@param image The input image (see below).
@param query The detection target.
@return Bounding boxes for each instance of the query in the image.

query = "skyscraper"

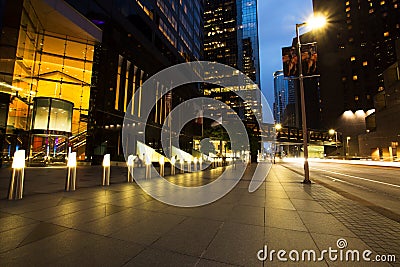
[203,0,261,160]
[313,0,399,155]
[273,70,288,124]
[204,0,261,121]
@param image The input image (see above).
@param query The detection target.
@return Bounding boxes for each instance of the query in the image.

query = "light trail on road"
[313,168,400,188]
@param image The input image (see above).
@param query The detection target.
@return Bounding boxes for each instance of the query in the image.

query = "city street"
[0,163,399,266]
[280,159,400,221]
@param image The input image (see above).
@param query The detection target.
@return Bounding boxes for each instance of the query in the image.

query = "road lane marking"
[313,168,400,189]
[322,175,372,190]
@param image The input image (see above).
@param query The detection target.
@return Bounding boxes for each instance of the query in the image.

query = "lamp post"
[295,15,326,184]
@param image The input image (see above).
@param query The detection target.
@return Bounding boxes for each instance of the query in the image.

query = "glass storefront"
[3,0,96,164]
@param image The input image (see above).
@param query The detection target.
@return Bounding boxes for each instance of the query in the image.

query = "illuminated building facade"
[312,0,399,156]
[273,70,298,127]
[203,0,261,160]
[0,0,203,165]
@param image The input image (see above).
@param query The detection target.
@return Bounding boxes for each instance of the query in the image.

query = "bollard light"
[8,150,26,200]
[12,150,25,169]
[145,154,152,179]
[171,157,176,175]
[102,154,111,186]
[127,155,136,183]
[159,156,165,177]
[180,159,184,173]
[199,157,203,170]
[193,157,198,171]
[65,152,77,191]
[187,158,192,172]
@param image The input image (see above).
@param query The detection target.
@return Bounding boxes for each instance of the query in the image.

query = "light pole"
[296,15,326,184]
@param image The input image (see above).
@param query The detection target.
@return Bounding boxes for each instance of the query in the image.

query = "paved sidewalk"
[0,164,398,266]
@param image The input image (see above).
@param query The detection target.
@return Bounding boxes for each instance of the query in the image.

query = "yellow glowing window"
[384,31,390,37]
[346,7,351,12]
[369,8,374,13]
[351,56,356,61]
[380,1,385,5]
[395,4,398,8]
[355,96,359,101]
[363,61,368,66]
[346,1,350,5]
[353,75,358,81]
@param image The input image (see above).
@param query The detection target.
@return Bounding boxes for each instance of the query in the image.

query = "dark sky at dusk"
[258,0,313,109]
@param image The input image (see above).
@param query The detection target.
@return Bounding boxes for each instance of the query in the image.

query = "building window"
[369,8,374,13]
[367,94,371,100]
[355,95,359,101]
[363,61,368,66]
[342,76,347,82]
[351,56,356,61]
[346,7,351,12]
[384,31,390,37]
[380,0,385,5]
[115,55,123,110]
[353,75,358,80]
[346,1,350,5]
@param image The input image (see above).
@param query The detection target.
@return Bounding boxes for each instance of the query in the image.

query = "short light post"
[193,157,198,172]
[8,150,26,200]
[127,155,135,183]
[145,154,151,179]
[65,152,77,191]
[180,159,184,173]
[102,154,111,186]
[159,156,165,177]
[171,157,176,175]
[187,158,192,172]
[295,15,326,184]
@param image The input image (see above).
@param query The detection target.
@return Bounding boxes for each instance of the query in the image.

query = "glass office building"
[203,0,262,160]
[0,0,203,165]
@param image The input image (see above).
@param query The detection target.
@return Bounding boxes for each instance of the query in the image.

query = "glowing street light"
[296,14,327,184]
[307,15,327,30]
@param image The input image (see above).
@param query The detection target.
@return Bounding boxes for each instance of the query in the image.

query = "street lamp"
[296,15,326,184]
